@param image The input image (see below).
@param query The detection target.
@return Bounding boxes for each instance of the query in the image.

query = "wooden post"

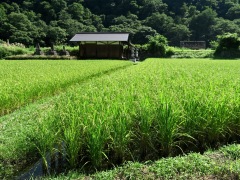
[127,41,130,59]
[79,42,81,59]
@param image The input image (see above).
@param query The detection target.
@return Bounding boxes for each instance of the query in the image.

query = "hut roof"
[70,32,130,42]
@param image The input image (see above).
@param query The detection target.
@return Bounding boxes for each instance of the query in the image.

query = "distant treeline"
[0,0,239,47]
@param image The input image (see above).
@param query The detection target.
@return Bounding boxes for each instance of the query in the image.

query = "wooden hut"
[70,32,131,59]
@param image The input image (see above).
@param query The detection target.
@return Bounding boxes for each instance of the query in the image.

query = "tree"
[5,12,37,45]
[189,8,217,42]
[144,13,174,35]
[167,24,191,46]
[0,5,7,40]
[0,0,239,47]
[108,13,142,37]
[216,0,235,18]
[9,31,33,45]
[36,1,57,23]
[132,26,157,44]
[46,25,67,45]
[67,2,85,21]
[226,5,240,20]
[0,4,7,21]
[32,20,47,45]
[212,18,240,37]
[51,0,67,14]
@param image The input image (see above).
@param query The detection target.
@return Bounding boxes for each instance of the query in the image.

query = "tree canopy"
[0,0,239,46]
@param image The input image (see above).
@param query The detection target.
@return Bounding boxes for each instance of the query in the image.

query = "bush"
[165,47,175,57]
[0,44,78,59]
[5,55,77,60]
[209,41,218,50]
[0,45,31,59]
[214,33,240,58]
[167,48,214,58]
[146,34,168,57]
[0,47,10,59]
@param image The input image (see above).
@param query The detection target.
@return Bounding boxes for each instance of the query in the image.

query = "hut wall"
[79,43,124,59]
[97,45,108,58]
[108,45,122,59]
[85,44,97,58]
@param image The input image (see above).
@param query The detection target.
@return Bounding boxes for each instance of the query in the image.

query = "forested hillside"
[0,0,239,46]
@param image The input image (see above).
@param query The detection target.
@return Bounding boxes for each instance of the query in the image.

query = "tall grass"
[33,112,59,174]
[1,58,239,177]
[0,45,32,59]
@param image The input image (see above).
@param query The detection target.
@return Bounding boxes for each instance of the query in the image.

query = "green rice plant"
[205,101,230,144]
[40,58,240,164]
[85,119,109,169]
[54,96,85,169]
[181,97,209,143]
[153,99,184,156]
[32,112,59,174]
[56,89,111,169]
[227,100,240,137]
[109,105,133,163]
[1,58,239,178]
[0,60,131,116]
[132,97,157,159]
[83,94,113,169]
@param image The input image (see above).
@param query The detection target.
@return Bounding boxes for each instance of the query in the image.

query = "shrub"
[0,47,10,59]
[214,33,240,58]
[170,49,214,58]
[5,55,76,60]
[165,47,175,57]
[209,40,218,50]
[0,43,31,59]
[147,34,168,57]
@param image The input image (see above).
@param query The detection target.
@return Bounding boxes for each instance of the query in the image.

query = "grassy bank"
[45,144,240,179]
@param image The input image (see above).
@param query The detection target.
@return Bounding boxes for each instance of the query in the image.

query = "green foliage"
[214,33,240,58]
[0,45,31,59]
[226,4,240,20]
[217,33,240,50]
[189,8,217,41]
[144,13,174,35]
[166,47,214,58]
[47,26,67,45]
[146,34,168,57]
[166,24,191,46]
[5,55,75,60]
[212,18,240,37]
[0,0,240,46]
[209,40,218,50]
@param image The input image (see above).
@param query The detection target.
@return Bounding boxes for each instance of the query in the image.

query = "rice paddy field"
[0,60,131,116]
[0,58,240,179]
